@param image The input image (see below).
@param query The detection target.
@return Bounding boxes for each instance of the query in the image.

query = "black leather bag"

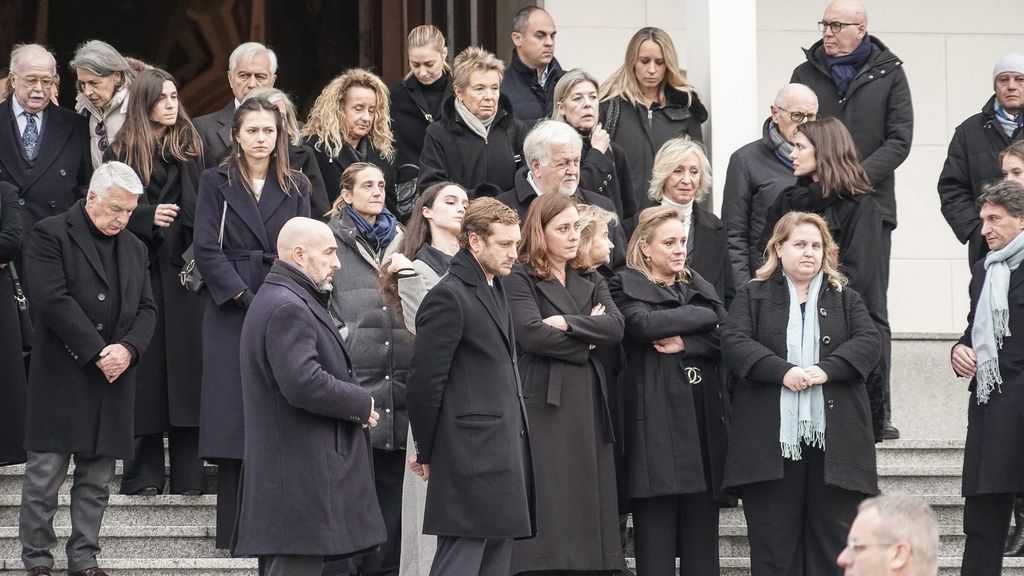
[9,263,32,354]
[394,164,421,221]
[179,201,226,293]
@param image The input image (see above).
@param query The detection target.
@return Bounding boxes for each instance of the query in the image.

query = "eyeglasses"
[94,121,108,152]
[845,538,895,554]
[818,20,861,33]
[776,106,816,123]
[17,75,56,88]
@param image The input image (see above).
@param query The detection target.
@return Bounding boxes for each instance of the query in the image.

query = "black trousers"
[866,224,893,421]
[431,536,512,576]
[121,428,204,494]
[214,457,242,550]
[740,446,865,576]
[962,493,1015,576]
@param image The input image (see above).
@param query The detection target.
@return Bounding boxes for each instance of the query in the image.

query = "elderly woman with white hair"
[71,39,136,168]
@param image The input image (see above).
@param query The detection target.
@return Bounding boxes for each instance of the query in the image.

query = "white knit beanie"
[993,53,1024,84]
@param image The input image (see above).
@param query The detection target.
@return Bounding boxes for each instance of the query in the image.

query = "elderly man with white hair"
[194,41,278,168]
[837,494,939,576]
[19,161,157,576]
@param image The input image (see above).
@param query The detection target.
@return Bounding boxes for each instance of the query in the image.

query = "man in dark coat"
[0,44,92,283]
[502,6,565,126]
[193,42,277,169]
[938,53,1024,268]
[18,161,156,576]
[408,197,533,576]
[234,217,385,575]
[790,0,913,439]
[950,180,1024,576]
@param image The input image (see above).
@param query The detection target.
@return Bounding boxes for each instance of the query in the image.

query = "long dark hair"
[796,117,872,199]
[226,97,298,196]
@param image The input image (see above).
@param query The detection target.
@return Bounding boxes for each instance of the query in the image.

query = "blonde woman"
[599,28,707,210]
[389,25,452,169]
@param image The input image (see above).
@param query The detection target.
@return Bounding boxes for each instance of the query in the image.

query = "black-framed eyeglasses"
[94,121,108,152]
[776,106,816,123]
[818,20,861,33]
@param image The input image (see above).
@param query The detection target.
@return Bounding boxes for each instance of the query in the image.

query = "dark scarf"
[825,37,872,98]
[345,204,398,250]
[272,260,330,309]
[768,122,794,169]
[415,242,453,277]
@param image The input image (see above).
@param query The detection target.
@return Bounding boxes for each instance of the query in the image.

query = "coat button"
[59,169,67,176]
[385,442,391,448]
[382,305,387,311]
[385,375,390,380]
[520,430,526,438]
[17,199,25,206]
[827,400,836,409]
[384,341,390,346]
[720,416,726,423]
[819,307,827,317]
[96,323,104,331]
[821,335,831,345]
[49,200,57,208]
[385,408,391,413]
[97,293,106,301]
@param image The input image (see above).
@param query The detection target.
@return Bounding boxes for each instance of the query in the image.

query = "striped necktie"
[23,113,39,160]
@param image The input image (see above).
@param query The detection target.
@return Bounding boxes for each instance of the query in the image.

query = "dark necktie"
[23,113,39,160]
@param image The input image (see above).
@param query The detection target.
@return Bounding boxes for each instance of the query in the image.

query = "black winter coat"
[600,86,707,211]
[194,101,233,170]
[501,51,566,127]
[389,74,453,169]
[688,205,735,307]
[937,95,1024,267]
[24,201,157,459]
[579,133,637,223]
[791,36,913,226]
[721,271,880,495]
[721,118,798,284]
[0,183,26,465]
[289,144,331,221]
[610,268,730,501]
[418,95,527,197]
[305,135,396,214]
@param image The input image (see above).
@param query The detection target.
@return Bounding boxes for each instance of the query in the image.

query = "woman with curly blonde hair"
[303,68,396,212]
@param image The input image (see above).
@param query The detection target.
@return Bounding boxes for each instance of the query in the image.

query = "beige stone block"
[878,33,946,147]
[950,261,973,335]
[945,35,1024,135]
[544,0,649,32]
[552,27,638,83]
[756,31,811,112]
[891,146,964,260]
[888,260,956,333]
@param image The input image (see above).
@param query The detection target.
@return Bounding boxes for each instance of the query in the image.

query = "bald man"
[791,0,912,441]
[234,217,385,575]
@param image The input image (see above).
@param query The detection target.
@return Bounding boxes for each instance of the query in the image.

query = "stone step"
[874,439,965,468]
[0,465,217,496]
[0,558,256,575]
[717,524,971,558]
[626,557,1024,576]
[877,465,962,495]
[0,495,215,527]
[720,494,968,526]
[0,526,227,560]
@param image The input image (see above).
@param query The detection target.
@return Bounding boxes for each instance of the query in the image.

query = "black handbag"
[179,201,226,293]
[394,164,421,221]
[9,263,32,354]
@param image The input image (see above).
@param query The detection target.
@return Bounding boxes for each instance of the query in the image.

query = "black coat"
[304,135,396,214]
[688,205,735,308]
[408,250,534,539]
[937,95,1023,267]
[389,74,453,169]
[501,51,565,127]
[505,264,624,572]
[721,272,880,495]
[289,143,331,222]
[24,201,157,459]
[610,268,730,501]
[194,164,311,459]
[579,134,637,223]
[234,269,386,556]
[959,262,1024,495]
[721,118,798,284]
[418,94,527,197]
[0,99,92,279]
[0,183,26,465]
[193,101,233,170]
[600,87,707,211]
[791,36,913,226]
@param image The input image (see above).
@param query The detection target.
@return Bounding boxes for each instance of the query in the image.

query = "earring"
[643,254,651,261]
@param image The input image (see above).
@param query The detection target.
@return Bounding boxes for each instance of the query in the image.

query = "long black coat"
[234,268,386,556]
[24,201,157,459]
[389,74,453,169]
[0,183,26,465]
[610,268,730,501]
[937,95,1024,267]
[0,98,92,278]
[304,135,396,215]
[193,101,233,170]
[418,94,527,197]
[688,205,735,308]
[289,144,330,221]
[721,271,880,495]
[505,264,624,572]
[408,250,534,539]
[580,134,637,223]
[791,36,913,226]
[959,262,1024,495]
[194,164,311,459]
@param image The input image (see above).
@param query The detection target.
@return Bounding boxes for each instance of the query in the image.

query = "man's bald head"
[825,0,868,24]
[277,217,340,291]
[821,0,868,57]
[772,83,819,143]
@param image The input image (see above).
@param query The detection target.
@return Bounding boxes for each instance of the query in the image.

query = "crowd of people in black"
[2,1,1024,575]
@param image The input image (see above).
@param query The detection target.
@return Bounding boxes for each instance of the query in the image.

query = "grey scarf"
[454,98,496,141]
[768,121,795,159]
[995,102,1023,140]
[972,229,1024,403]
[780,270,826,460]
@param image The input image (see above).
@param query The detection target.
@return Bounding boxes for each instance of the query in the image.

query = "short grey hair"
[773,82,818,109]
[90,161,144,200]
[978,179,1024,218]
[69,40,134,89]
[512,6,546,34]
[858,495,938,576]
[524,120,582,167]
[229,42,278,74]
[550,68,600,122]
[9,44,56,76]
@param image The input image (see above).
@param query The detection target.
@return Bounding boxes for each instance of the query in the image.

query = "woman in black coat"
[106,68,206,495]
[389,25,453,170]
[599,28,708,210]
[609,206,729,576]
[504,193,624,575]
[0,181,26,466]
[194,97,311,548]
[418,46,526,198]
[722,211,880,576]
[551,69,637,223]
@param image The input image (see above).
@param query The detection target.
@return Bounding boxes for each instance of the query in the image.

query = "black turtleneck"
[82,202,120,342]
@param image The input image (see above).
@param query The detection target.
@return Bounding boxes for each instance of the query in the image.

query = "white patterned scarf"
[780,270,826,460]
[972,229,1024,403]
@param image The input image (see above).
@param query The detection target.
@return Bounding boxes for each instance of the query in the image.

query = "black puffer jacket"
[501,51,565,127]
[791,36,913,226]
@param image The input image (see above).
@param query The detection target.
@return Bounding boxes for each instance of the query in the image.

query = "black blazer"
[193,101,234,170]
[408,249,534,539]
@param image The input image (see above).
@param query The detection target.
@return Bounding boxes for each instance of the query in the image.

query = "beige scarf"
[454,98,496,140]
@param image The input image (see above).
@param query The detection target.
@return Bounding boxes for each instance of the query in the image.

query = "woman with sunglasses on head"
[71,40,137,168]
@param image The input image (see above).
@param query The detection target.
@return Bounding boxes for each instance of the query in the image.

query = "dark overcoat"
[289,143,330,222]
[688,205,735,307]
[0,183,26,465]
[194,164,311,459]
[501,51,565,127]
[505,264,624,572]
[417,94,527,197]
[0,98,92,278]
[24,201,157,459]
[610,268,730,501]
[580,135,637,224]
[959,262,1024,495]
[408,250,534,538]
[721,271,880,496]
[389,74,453,169]
[304,135,396,214]
[233,268,386,556]
[193,101,233,170]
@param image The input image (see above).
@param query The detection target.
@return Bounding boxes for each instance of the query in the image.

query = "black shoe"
[26,567,52,576]
[179,488,203,496]
[126,485,160,496]
[1005,495,1024,556]
[879,421,900,440]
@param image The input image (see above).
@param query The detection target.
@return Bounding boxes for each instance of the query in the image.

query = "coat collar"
[0,99,76,190]
[449,249,514,347]
[66,199,136,305]
[439,93,515,130]
[508,49,563,86]
[617,266,722,308]
[215,163,289,251]
[263,269,352,359]
[802,35,902,80]
[330,207,403,268]
[212,101,235,151]
[525,264,594,316]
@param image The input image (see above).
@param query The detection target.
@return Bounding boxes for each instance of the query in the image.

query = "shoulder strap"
[404,84,434,123]
[604,99,621,140]
[218,201,227,248]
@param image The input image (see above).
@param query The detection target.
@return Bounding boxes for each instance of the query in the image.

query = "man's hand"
[653,335,685,354]
[364,397,380,428]
[952,343,978,378]
[153,203,180,228]
[783,366,811,391]
[804,365,828,385]
[96,343,131,383]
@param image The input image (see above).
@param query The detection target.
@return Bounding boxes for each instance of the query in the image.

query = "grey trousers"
[264,554,324,576]
[19,450,116,572]
[429,536,512,576]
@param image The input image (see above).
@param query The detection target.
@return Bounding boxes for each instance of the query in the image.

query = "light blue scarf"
[780,270,826,460]
[973,229,1024,403]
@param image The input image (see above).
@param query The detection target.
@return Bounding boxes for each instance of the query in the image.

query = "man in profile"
[837,494,939,576]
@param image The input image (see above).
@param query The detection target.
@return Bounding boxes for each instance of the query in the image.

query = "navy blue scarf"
[345,205,398,250]
[825,37,872,98]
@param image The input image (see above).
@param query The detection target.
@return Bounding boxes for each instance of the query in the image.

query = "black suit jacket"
[194,101,234,170]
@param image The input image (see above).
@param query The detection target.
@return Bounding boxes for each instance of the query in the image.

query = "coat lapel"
[22,106,73,191]
[1009,266,1024,296]
[219,172,271,250]
[155,161,181,204]
[274,273,351,361]
[535,269,592,316]
[114,230,137,326]
[451,251,513,350]
[215,103,233,151]
[67,203,109,286]
[0,99,29,187]
[256,172,288,223]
